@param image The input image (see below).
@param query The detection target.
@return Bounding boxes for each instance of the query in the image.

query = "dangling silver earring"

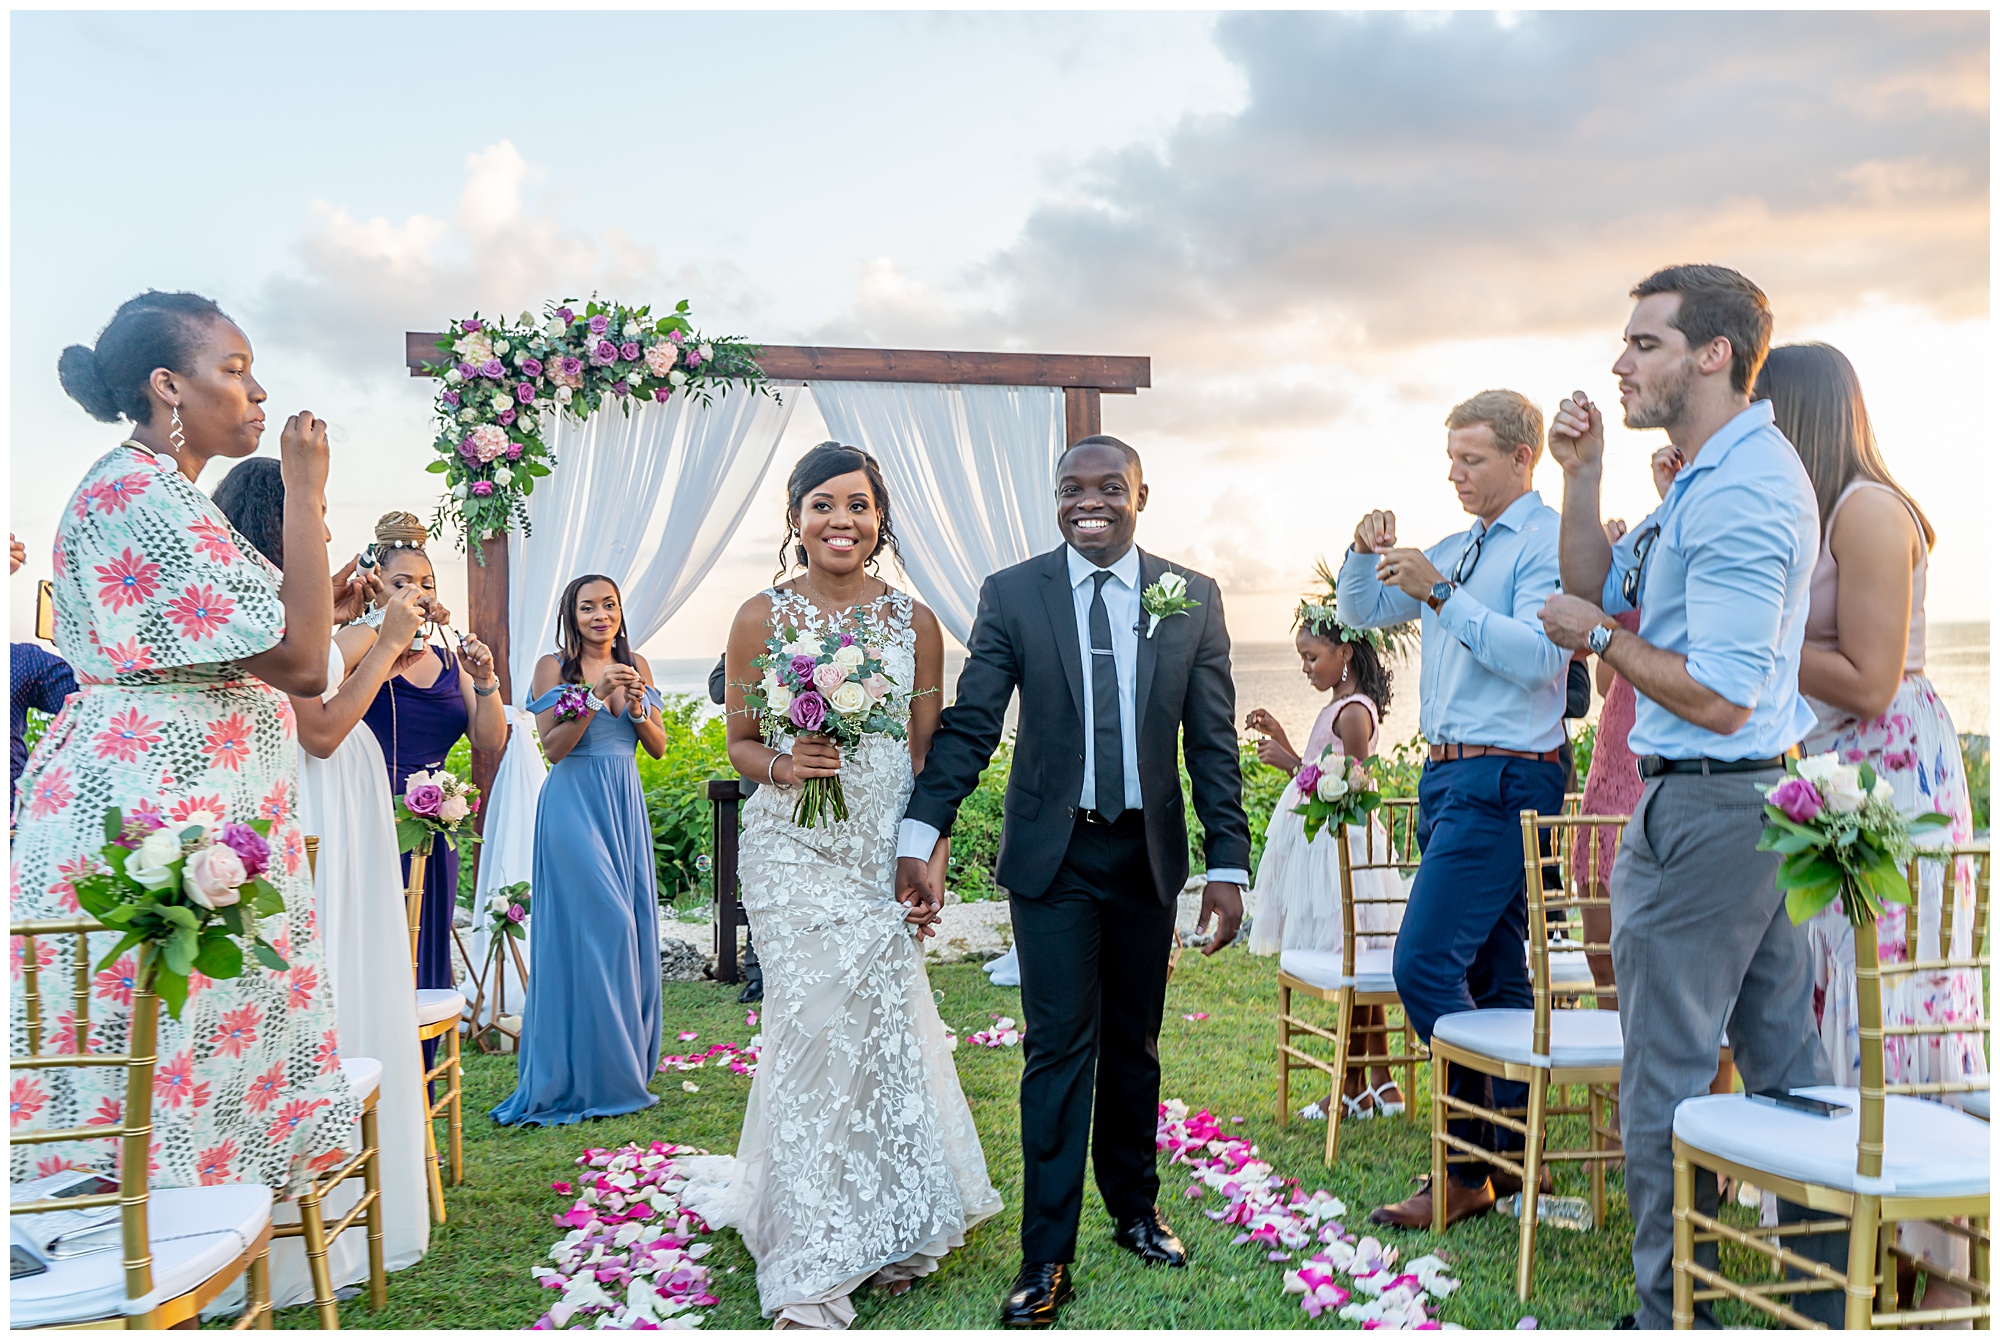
[169,406,187,454]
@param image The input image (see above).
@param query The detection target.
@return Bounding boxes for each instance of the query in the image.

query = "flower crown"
[1294,558,1417,660]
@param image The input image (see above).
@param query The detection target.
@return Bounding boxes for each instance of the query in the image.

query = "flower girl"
[1245,569,1413,1118]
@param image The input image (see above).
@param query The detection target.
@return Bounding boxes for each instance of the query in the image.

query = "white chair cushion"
[415,989,465,1027]
[1280,947,1397,994]
[10,1183,272,1327]
[340,1056,383,1100]
[1545,949,1595,986]
[1674,1087,1989,1199]
[1961,1089,1989,1121]
[1431,1007,1623,1070]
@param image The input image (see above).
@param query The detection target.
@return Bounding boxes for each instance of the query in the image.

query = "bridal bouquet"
[742,627,905,828]
[395,768,482,855]
[1759,751,1950,927]
[1291,748,1382,844]
[69,807,289,1018]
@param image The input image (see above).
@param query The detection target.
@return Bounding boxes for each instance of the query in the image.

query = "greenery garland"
[422,297,769,547]
[1293,557,1418,660]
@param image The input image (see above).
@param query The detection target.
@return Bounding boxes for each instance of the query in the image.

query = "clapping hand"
[1352,509,1397,555]
[1538,592,1610,653]
[1548,391,1606,476]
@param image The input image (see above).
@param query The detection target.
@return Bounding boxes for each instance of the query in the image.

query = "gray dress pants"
[1611,768,1842,1327]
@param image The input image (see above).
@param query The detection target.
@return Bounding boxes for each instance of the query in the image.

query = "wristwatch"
[1587,622,1616,656]
[1426,580,1453,613]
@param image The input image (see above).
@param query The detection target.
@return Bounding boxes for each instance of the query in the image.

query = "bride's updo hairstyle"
[778,441,900,579]
[59,290,230,424]
[554,573,636,686]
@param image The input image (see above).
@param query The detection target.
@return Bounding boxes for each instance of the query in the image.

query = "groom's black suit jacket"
[907,546,1250,903]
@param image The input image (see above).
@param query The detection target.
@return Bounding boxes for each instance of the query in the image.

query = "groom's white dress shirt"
[897,544,1248,889]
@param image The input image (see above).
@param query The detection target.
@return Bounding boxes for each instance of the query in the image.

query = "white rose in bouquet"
[1315,767,1351,802]
[487,894,511,916]
[180,809,222,834]
[1796,753,1839,788]
[1870,775,1895,804]
[767,682,795,714]
[832,644,865,671]
[127,828,185,891]
[1821,764,1867,814]
[828,680,868,715]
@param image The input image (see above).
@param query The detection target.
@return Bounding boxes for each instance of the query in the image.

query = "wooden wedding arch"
[405,333,1150,979]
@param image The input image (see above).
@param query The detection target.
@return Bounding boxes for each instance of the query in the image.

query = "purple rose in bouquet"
[516,382,537,403]
[520,356,543,378]
[788,691,828,734]
[472,481,495,497]
[116,810,167,849]
[1769,776,1824,825]
[588,314,610,335]
[481,358,505,379]
[218,822,271,878]
[556,306,575,324]
[506,902,526,923]
[789,654,817,684]
[461,318,483,333]
[1295,762,1323,795]
[406,781,446,818]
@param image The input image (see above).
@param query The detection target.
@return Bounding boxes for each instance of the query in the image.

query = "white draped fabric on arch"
[468,384,797,1022]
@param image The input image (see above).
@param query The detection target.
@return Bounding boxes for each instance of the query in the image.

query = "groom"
[894,436,1251,1328]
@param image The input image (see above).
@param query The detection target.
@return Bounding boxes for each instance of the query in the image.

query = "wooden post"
[1064,387,1102,446]
[708,779,745,983]
[467,536,510,840]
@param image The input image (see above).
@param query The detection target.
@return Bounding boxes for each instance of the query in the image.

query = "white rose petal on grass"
[682,1081,699,1093]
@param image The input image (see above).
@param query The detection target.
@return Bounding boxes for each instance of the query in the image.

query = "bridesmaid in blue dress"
[493,573,667,1125]
[342,514,510,1007]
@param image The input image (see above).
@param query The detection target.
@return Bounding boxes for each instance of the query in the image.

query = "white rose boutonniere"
[1139,571,1200,638]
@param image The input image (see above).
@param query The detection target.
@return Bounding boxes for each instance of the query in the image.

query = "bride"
[682,443,1000,1329]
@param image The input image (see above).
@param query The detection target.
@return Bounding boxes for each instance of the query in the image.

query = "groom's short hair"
[1060,435,1142,477]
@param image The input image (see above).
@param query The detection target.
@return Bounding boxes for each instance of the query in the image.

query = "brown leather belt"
[1427,743,1566,765]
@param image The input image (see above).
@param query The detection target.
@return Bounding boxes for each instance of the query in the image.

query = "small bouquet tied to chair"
[1291,748,1381,844]
[69,806,288,1018]
[1759,751,1951,928]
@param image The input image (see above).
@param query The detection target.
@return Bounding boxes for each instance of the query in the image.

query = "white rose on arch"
[494,466,514,487]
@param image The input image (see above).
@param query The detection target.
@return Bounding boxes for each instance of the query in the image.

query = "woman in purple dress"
[339,513,507,1004]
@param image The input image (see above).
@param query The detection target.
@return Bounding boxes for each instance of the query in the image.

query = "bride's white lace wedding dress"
[680,588,1001,1328]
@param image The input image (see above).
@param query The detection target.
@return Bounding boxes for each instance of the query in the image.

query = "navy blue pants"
[1395,755,1565,1185]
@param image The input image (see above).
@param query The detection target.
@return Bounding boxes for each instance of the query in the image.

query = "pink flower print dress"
[1247,694,1405,955]
[10,443,361,1196]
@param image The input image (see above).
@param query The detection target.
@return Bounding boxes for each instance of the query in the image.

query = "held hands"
[278,411,331,494]
[894,855,943,940]
[1196,881,1244,956]
[1375,547,1444,600]
[1538,593,1611,653]
[1352,509,1397,555]
[593,663,642,715]
[1547,391,1606,477]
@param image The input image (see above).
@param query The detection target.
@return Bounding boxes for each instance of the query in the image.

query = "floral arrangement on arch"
[423,298,768,546]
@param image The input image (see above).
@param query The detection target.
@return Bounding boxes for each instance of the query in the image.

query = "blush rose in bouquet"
[395,767,483,856]
[1290,747,1383,845]
[68,807,290,1018]
[1759,751,1951,927]
[740,625,907,828]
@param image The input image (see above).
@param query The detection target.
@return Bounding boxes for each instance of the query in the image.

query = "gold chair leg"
[1326,987,1355,1165]
[1277,982,1292,1126]
[1971,1214,1989,1291]
[1515,1071,1548,1302]
[1672,1152,1695,1329]
[361,1103,387,1311]
[1588,1084,1607,1229]
[1846,1195,1881,1330]
[1430,1054,1450,1233]
[422,1073,447,1224]
[297,1182,340,1330]
[249,1241,274,1330]
[446,1027,464,1187]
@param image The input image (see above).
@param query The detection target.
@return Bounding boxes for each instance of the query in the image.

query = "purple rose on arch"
[456,362,476,379]
[461,318,482,333]
[788,691,828,734]
[218,822,271,878]
[480,358,505,379]
[654,387,671,402]
[516,382,537,403]
[588,314,610,335]
[458,437,481,462]
[619,341,641,362]
[441,390,461,408]
[505,902,526,924]
[610,381,630,397]
[520,357,543,378]
[559,356,582,378]
[505,443,523,461]
[498,409,518,427]
[471,481,495,498]
[592,339,619,364]
[555,306,575,324]
[684,347,704,368]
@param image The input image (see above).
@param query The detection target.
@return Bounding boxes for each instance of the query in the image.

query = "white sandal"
[1341,1088,1378,1122]
[1368,1082,1405,1118]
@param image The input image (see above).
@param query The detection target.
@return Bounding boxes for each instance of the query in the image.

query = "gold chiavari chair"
[404,844,466,1223]
[1277,797,1426,1165]
[267,836,387,1327]
[9,923,274,1329]
[1671,842,1991,1329]
[1425,811,1629,1301]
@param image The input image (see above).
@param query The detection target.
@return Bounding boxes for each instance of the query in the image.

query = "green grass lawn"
[272,944,1788,1330]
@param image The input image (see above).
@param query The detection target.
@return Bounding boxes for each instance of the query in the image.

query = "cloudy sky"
[10,9,1990,664]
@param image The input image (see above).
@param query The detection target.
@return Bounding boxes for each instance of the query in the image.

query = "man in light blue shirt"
[1341,389,1572,1232]
[1540,264,1835,1329]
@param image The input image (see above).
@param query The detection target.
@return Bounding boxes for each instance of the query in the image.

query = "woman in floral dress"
[11,291,363,1195]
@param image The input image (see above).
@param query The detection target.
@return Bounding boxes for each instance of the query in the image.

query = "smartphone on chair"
[1747,1089,1851,1119]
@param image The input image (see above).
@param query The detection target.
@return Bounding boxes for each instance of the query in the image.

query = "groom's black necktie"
[1088,569,1126,823]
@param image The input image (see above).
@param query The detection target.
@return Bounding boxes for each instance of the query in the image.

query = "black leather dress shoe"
[1000,1262,1073,1328]
[1111,1208,1188,1266]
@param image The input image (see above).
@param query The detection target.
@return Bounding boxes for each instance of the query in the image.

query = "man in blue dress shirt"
[1338,390,1571,1231]
[1539,265,1834,1328]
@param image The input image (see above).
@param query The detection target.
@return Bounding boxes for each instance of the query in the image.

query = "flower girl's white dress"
[1247,693,1404,956]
